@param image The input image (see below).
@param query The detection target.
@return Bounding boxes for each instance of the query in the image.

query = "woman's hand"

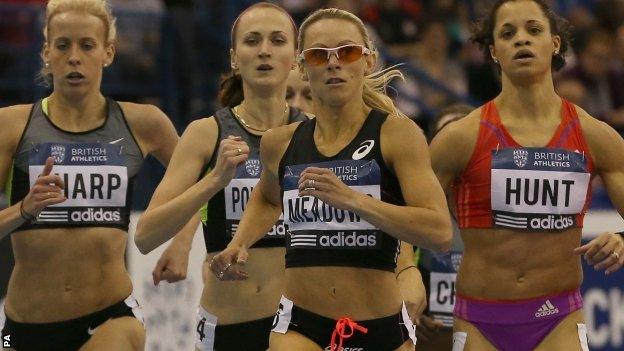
[209,136,250,188]
[21,156,66,218]
[574,232,624,275]
[297,167,360,211]
[209,244,249,281]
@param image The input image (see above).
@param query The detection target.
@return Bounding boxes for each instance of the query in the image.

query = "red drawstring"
[330,317,368,351]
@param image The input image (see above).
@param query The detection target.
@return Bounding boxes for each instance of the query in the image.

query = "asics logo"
[352,140,374,160]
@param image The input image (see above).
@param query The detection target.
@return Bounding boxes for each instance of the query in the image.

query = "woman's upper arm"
[579,108,624,215]
[381,117,448,211]
[120,102,179,166]
[257,124,299,207]
[0,105,31,193]
[146,118,218,209]
[429,111,480,193]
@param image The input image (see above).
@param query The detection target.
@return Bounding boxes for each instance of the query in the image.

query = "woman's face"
[286,69,313,114]
[44,11,114,95]
[299,18,375,108]
[231,7,296,91]
[489,0,560,81]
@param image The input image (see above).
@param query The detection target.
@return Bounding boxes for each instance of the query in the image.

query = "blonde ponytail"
[363,65,408,119]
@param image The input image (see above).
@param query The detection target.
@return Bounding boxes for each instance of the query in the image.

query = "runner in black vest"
[210,8,452,351]
[134,3,305,350]
[0,1,183,350]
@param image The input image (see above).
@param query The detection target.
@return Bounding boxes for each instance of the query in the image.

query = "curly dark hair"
[470,0,574,71]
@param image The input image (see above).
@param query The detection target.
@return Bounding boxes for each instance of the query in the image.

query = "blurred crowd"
[0,0,622,204]
[1,0,623,130]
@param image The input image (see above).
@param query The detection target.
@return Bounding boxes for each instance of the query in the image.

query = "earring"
[103,63,108,67]
[44,62,50,68]
[553,49,559,55]
[492,57,499,64]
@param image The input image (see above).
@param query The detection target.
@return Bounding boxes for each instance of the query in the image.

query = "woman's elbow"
[134,223,153,255]
[432,216,453,253]
[435,232,452,253]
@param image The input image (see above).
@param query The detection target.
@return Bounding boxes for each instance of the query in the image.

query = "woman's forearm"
[349,192,452,252]
[229,186,282,249]
[135,175,221,253]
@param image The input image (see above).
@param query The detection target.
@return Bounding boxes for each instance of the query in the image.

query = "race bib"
[28,142,128,225]
[224,158,285,238]
[428,250,462,327]
[491,148,590,230]
[283,160,381,250]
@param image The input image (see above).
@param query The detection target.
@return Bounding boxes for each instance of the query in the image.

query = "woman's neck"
[239,84,289,130]
[496,73,560,121]
[47,92,107,131]
[314,98,371,143]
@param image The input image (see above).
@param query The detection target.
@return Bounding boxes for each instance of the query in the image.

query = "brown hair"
[219,2,297,108]
[298,8,408,118]
[429,104,474,140]
[471,0,573,71]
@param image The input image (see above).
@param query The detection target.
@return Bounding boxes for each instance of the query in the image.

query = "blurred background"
[0,1,623,350]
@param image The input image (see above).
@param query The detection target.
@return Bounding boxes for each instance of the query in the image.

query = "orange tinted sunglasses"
[299,44,371,66]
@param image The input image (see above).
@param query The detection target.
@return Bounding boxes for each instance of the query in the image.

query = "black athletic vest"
[279,110,403,272]
[202,106,307,253]
[9,98,144,231]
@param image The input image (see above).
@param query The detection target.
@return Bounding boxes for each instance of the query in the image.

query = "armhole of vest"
[116,99,146,159]
[460,105,488,179]
[278,120,306,185]
[6,103,37,206]
[201,115,222,180]
[11,102,37,161]
[374,111,396,177]
[565,100,595,172]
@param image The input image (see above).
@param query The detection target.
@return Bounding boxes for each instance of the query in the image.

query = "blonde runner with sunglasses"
[210,8,452,351]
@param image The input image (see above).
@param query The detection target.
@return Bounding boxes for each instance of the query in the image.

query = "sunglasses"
[299,44,371,66]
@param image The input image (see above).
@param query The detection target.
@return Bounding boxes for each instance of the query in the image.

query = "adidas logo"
[534,300,560,318]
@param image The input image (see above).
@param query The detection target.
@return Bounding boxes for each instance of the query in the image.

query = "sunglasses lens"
[304,49,328,65]
[337,45,363,63]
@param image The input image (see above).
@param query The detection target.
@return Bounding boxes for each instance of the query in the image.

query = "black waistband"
[4,297,135,331]
[287,303,411,351]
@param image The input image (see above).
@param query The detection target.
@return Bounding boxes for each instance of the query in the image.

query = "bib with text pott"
[223,158,286,239]
[28,142,128,226]
[491,147,590,230]
[283,159,381,250]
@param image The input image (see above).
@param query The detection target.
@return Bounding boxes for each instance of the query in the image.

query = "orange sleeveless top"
[455,99,594,230]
